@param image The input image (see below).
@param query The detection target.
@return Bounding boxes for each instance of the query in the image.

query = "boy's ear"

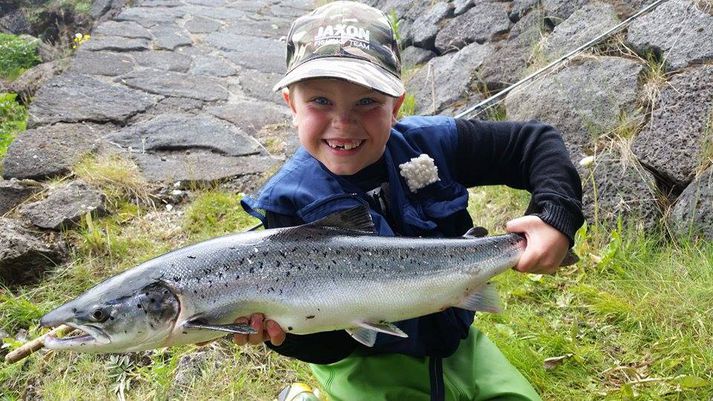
[392,94,406,123]
[282,88,297,115]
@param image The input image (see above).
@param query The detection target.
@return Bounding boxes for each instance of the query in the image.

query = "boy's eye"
[357,98,376,106]
[312,97,330,105]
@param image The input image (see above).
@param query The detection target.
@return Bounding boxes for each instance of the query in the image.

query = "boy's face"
[284,78,404,176]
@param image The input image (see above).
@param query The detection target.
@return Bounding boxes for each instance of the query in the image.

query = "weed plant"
[0,34,41,81]
[1,186,711,400]
[0,93,27,169]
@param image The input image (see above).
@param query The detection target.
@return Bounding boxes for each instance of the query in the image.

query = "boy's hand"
[506,215,569,275]
[232,313,286,346]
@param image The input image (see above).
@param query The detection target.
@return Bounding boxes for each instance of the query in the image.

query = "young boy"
[237,2,584,400]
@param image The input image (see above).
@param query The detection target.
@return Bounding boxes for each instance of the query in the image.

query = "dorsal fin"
[308,205,376,234]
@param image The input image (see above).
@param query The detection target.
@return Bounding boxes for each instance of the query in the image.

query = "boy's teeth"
[327,140,363,150]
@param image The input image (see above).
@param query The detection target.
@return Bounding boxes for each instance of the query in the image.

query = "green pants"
[310,326,541,401]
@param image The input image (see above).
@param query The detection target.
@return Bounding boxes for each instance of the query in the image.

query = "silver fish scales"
[39,206,529,352]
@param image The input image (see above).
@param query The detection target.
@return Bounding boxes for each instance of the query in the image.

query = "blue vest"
[242,115,474,357]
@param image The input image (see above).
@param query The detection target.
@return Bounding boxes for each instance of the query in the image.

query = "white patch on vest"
[399,154,440,193]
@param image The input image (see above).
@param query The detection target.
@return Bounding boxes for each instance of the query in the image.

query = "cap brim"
[273,57,405,97]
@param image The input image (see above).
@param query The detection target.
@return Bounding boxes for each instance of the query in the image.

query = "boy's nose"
[331,110,355,128]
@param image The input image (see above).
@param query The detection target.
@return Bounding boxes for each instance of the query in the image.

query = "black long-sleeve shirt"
[261,119,583,364]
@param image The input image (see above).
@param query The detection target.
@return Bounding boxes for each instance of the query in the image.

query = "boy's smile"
[284,79,404,175]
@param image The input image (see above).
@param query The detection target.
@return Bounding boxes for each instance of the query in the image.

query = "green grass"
[0,93,28,166]
[1,186,711,400]
[0,34,41,81]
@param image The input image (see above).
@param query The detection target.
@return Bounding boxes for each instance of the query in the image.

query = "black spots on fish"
[356,254,362,262]
[288,326,293,331]
[72,308,77,313]
[286,271,291,277]
[361,274,366,280]
[172,276,182,283]
[235,274,240,280]
[249,267,255,274]
[187,255,196,259]
[262,251,269,257]
[203,268,213,275]
[279,250,288,259]
[109,316,115,321]
[137,304,143,309]
[276,260,282,268]
[306,315,315,320]
[218,272,224,279]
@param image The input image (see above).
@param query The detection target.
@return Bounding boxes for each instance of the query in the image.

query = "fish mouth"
[43,323,111,350]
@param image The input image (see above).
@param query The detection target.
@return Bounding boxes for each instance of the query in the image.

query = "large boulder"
[434,2,510,53]
[0,179,43,215]
[543,2,620,60]
[19,180,106,230]
[631,65,713,189]
[406,42,494,115]
[0,218,64,286]
[28,73,156,127]
[580,149,662,229]
[2,123,107,180]
[505,56,644,159]
[670,166,713,240]
[627,0,713,71]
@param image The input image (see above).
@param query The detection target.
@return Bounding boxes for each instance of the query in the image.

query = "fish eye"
[90,308,109,323]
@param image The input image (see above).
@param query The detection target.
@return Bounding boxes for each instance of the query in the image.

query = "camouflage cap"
[273,1,404,97]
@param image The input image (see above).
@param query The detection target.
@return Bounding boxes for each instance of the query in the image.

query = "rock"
[543,2,620,60]
[453,0,474,16]
[93,20,153,39]
[631,65,713,189]
[580,149,661,229]
[68,51,136,76]
[5,61,62,104]
[627,0,713,71]
[81,36,152,52]
[90,0,132,22]
[408,2,451,50]
[479,9,546,89]
[28,74,156,127]
[542,0,592,23]
[115,6,185,27]
[206,100,291,136]
[151,25,193,50]
[238,69,285,104]
[510,0,541,21]
[505,56,644,159]
[190,55,237,77]
[2,123,106,180]
[0,8,31,35]
[670,166,713,240]
[0,179,43,215]
[405,42,493,115]
[119,70,229,102]
[400,46,436,68]
[184,16,223,34]
[129,151,278,183]
[221,15,289,38]
[130,50,192,72]
[434,2,510,53]
[0,218,64,286]
[20,181,106,230]
[107,113,263,157]
[206,33,285,74]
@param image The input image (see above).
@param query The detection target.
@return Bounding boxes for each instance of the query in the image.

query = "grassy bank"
[1,186,711,400]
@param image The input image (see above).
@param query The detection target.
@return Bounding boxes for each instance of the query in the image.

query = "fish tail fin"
[456,283,502,313]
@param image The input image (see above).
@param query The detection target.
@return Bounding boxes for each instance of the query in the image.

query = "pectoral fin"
[346,321,408,347]
[456,283,502,313]
[184,320,257,334]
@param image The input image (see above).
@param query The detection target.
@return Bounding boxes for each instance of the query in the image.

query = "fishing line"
[455,0,672,120]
